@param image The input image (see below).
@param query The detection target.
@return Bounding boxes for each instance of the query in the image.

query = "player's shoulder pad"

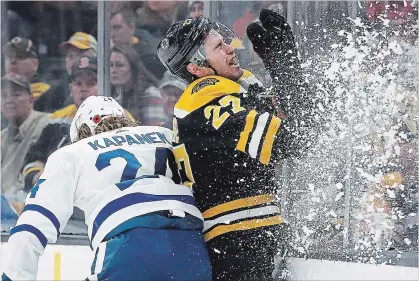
[174,75,246,119]
[48,104,77,125]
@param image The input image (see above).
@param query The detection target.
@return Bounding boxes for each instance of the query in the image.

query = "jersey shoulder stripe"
[174,75,245,118]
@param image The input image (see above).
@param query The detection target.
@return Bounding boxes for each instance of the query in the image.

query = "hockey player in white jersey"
[2,96,212,281]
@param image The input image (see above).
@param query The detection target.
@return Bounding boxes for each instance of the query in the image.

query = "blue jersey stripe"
[23,204,60,237]
[91,192,196,241]
[1,273,12,281]
[10,224,48,248]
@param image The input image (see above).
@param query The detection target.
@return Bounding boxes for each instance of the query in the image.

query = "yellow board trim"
[203,194,275,219]
[236,110,257,152]
[259,116,282,165]
[204,215,285,242]
[54,252,61,280]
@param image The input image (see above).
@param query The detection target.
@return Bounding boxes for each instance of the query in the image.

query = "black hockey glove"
[246,9,299,79]
[247,10,318,160]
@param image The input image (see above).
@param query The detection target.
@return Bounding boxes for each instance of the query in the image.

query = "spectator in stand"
[158,71,188,129]
[111,8,166,80]
[58,32,97,76]
[2,37,67,113]
[110,8,138,48]
[188,1,205,18]
[22,56,135,192]
[57,32,98,107]
[1,73,50,197]
[110,44,165,125]
[136,1,188,39]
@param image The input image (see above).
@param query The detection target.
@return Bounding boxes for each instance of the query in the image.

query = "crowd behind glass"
[1,0,417,259]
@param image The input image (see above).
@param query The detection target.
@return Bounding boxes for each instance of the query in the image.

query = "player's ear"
[187,63,205,78]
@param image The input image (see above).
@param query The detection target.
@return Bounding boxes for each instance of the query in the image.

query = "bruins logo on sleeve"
[192,78,219,94]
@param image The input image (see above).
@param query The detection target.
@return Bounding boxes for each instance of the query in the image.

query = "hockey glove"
[246,9,299,79]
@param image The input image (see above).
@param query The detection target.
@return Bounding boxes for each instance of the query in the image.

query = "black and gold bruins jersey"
[173,70,287,244]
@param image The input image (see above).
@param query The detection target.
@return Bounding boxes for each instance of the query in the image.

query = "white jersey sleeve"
[3,151,76,280]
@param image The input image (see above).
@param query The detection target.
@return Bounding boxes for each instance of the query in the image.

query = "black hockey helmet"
[157,16,235,82]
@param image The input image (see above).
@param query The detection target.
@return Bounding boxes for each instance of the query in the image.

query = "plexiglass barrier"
[1,1,417,267]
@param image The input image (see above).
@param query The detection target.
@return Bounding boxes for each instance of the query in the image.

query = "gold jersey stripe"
[260,115,282,165]
[204,215,285,242]
[236,110,257,152]
[202,194,275,219]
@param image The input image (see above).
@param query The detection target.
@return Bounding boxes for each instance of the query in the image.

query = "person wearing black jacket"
[157,9,317,281]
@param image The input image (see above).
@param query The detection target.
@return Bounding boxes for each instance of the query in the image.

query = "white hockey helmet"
[70,96,126,142]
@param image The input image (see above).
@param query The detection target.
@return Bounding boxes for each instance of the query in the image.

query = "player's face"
[203,30,243,81]
[70,71,97,107]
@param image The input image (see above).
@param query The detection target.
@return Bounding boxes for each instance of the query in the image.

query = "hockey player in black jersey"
[157,9,316,281]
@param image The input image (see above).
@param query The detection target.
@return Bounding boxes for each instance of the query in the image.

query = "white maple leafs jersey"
[3,126,203,280]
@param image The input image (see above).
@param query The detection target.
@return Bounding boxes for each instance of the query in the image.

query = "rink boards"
[0,242,417,280]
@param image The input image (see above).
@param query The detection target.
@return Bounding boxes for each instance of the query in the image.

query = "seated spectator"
[111,8,166,80]
[158,71,188,129]
[111,44,165,125]
[188,0,205,18]
[1,73,50,197]
[22,56,135,191]
[58,32,97,76]
[136,1,188,39]
[58,32,98,107]
[2,37,67,113]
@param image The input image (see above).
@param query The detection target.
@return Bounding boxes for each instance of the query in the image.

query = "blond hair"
[76,117,138,141]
